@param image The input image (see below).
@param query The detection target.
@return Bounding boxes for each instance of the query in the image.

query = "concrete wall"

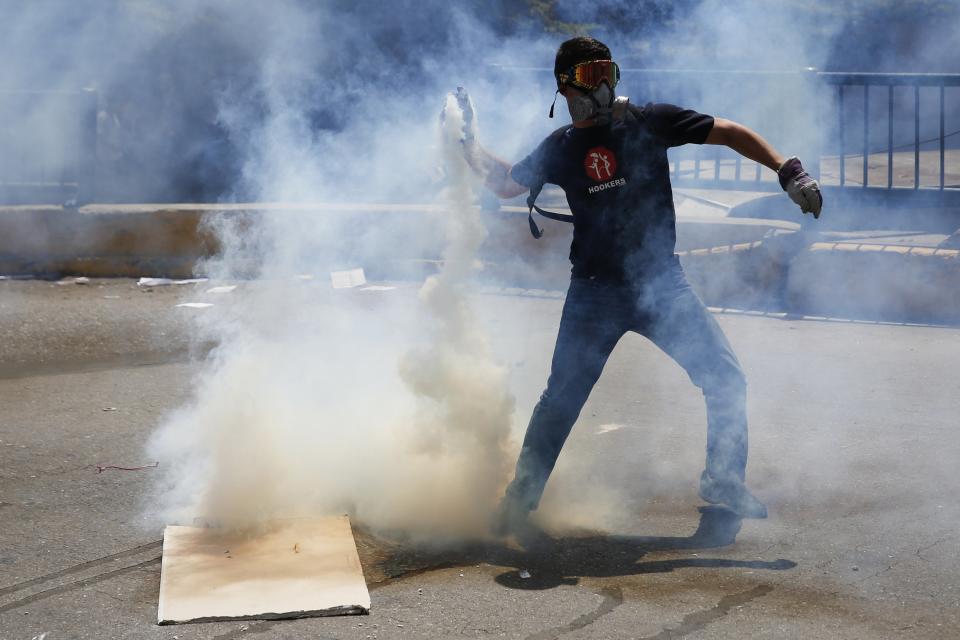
[2,203,957,325]
[786,241,960,324]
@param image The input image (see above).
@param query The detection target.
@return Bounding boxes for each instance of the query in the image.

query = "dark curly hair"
[554,37,613,78]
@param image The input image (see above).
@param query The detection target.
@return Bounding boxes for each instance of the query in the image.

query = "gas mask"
[551,59,621,125]
[566,82,614,124]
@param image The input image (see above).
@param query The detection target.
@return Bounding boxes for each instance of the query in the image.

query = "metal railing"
[625,70,960,199]
[5,72,959,208]
[491,66,960,205]
[622,69,814,193]
[821,72,960,191]
[0,89,98,205]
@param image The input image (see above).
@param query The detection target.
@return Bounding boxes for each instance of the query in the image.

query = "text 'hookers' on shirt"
[511,103,715,283]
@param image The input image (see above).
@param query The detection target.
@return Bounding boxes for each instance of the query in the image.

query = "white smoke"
[394,94,516,531]
[146,92,514,539]
[2,0,946,543]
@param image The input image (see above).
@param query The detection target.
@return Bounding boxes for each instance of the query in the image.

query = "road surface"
[1,278,958,639]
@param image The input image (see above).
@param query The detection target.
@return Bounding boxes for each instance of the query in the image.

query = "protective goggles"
[556,59,620,91]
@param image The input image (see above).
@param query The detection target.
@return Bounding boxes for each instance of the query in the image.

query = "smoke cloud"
[4,1,957,541]
[146,85,515,538]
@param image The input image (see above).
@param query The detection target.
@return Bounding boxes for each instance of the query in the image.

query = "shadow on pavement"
[364,506,797,592]
[494,505,796,590]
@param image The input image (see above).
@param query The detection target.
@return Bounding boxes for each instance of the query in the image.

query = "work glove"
[778,156,822,218]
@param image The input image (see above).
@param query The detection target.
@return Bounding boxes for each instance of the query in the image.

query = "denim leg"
[505,280,627,511]
[637,269,748,482]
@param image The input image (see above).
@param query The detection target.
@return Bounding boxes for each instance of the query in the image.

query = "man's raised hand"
[453,87,477,146]
[778,157,822,218]
[439,88,522,197]
[440,87,477,145]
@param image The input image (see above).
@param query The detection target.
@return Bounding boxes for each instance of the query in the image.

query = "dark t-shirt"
[510,102,714,282]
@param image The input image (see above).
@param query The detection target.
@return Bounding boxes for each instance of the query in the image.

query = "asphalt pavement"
[1,278,958,639]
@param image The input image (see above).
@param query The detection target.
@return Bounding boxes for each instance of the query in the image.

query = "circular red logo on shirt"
[584,146,617,182]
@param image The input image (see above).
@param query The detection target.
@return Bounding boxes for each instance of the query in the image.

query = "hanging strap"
[526,182,573,239]
[526,96,631,239]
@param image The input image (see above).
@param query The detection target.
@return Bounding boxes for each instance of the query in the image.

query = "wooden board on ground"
[158,515,370,624]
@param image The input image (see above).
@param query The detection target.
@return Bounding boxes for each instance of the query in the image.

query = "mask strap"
[548,90,559,118]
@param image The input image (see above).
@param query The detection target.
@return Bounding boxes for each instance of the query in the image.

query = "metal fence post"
[804,68,823,181]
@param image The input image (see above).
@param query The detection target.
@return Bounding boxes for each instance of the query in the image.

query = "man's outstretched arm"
[705,117,822,217]
[444,87,529,199]
[705,117,784,171]
[463,145,529,200]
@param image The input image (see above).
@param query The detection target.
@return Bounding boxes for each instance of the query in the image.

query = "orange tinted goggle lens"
[557,60,620,90]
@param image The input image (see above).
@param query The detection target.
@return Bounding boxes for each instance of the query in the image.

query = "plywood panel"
[158,516,370,624]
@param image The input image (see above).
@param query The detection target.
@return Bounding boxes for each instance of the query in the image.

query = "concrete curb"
[0,203,794,280]
[0,205,221,278]
[786,240,960,324]
[2,203,957,324]
[806,240,959,260]
[0,203,447,279]
[678,240,792,310]
[677,235,960,324]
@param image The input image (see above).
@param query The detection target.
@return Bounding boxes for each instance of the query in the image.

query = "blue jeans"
[505,259,748,511]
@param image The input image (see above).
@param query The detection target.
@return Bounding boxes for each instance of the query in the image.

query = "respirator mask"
[550,59,621,125]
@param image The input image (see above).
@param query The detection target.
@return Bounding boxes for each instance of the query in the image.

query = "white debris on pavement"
[175,302,214,309]
[137,277,208,287]
[56,276,90,285]
[139,277,173,287]
[206,285,237,294]
[330,268,366,289]
[596,423,625,435]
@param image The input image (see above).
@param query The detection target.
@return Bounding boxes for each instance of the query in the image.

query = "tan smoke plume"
[147,93,514,540]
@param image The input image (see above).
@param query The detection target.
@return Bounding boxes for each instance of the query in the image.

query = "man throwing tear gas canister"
[450,36,821,537]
